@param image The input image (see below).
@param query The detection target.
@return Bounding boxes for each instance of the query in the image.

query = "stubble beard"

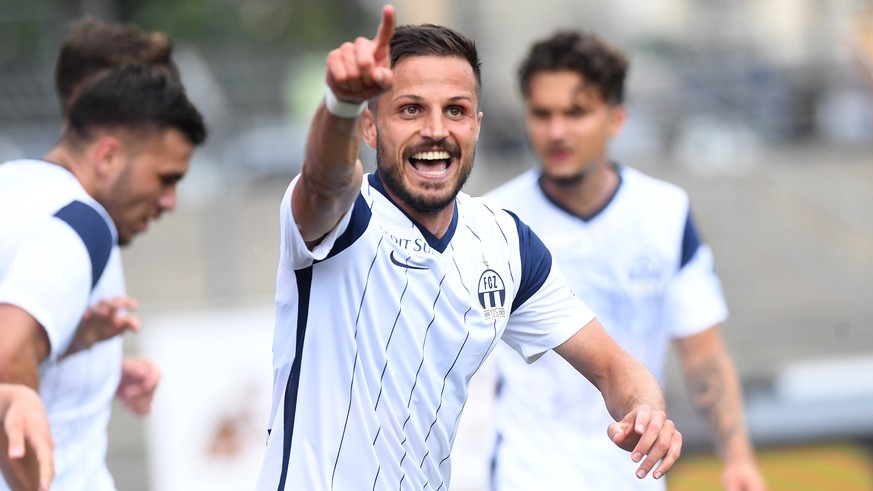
[376,137,475,214]
[541,169,587,187]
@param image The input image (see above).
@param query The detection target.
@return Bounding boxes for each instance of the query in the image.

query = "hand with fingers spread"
[325,5,395,105]
[608,404,682,480]
[63,295,140,358]
[116,358,161,417]
[0,384,54,491]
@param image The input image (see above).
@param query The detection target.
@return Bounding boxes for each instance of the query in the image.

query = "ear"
[474,111,484,141]
[361,108,377,149]
[90,135,127,179]
[608,105,627,137]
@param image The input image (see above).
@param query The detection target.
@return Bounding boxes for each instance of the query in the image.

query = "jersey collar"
[369,172,458,253]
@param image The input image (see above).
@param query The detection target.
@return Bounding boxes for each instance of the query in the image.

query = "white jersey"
[257,173,594,490]
[487,166,728,491]
[0,160,124,491]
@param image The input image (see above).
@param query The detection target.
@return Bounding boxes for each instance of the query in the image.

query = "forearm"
[683,348,755,461]
[601,356,665,422]
[60,326,96,360]
[293,101,364,243]
[555,320,665,421]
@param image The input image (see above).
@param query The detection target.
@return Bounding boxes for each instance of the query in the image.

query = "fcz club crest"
[478,268,506,320]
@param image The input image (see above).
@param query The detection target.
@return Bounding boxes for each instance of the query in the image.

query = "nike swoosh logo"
[390,250,428,270]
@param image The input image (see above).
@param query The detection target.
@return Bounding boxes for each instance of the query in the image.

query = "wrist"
[324,88,367,118]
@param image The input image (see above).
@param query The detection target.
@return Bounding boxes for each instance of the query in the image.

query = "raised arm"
[292,5,395,246]
[554,319,682,480]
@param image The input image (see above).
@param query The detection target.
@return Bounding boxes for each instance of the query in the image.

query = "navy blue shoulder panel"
[506,210,553,313]
[320,193,372,262]
[54,200,114,289]
[680,209,702,269]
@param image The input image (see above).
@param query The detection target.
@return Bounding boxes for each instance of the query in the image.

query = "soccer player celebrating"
[0,57,206,491]
[256,6,681,490]
[486,31,767,490]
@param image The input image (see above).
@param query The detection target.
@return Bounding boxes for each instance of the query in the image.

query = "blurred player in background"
[486,30,767,491]
[0,30,206,490]
[53,16,182,421]
[257,6,682,490]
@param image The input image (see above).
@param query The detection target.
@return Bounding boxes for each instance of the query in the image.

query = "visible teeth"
[419,162,448,175]
[411,151,450,161]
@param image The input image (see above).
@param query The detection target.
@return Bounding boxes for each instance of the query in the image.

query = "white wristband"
[324,89,367,118]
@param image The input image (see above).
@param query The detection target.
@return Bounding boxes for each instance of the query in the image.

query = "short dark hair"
[56,16,180,117]
[390,24,482,100]
[66,63,206,147]
[518,31,628,105]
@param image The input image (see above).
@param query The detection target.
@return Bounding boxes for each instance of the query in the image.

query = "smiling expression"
[364,55,483,217]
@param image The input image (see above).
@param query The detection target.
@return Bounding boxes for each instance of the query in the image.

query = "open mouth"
[408,150,453,178]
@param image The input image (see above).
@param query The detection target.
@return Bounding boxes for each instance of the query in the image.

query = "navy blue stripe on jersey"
[277,267,313,491]
[505,211,552,313]
[331,236,384,489]
[420,330,470,489]
[53,200,113,289]
[368,173,458,253]
[680,210,702,269]
[322,193,373,262]
[488,431,504,491]
[395,272,447,486]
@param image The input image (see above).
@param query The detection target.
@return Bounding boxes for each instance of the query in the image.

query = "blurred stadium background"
[2,0,872,489]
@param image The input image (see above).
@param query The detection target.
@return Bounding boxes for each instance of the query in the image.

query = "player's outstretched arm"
[554,319,682,480]
[292,5,395,246]
[0,384,54,491]
[676,326,767,491]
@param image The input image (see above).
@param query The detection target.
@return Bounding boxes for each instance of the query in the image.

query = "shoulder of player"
[619,165,690,213]
[482,168,539,203]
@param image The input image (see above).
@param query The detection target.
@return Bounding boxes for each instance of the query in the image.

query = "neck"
[540,160,619,218]
[384,186,456,239]
[43,145,97,196]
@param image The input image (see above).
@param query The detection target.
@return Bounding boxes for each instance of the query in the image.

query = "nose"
[157,186,177,212]
[547,117,566,140]
[420,111,448,141]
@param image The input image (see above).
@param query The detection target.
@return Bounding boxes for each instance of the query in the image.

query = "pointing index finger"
[373,5,395,62]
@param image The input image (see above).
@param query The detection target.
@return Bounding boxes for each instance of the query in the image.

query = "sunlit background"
[1,0,872,489]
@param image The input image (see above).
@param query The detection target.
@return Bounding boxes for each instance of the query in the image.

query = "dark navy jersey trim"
[488,431,504,491]
[319,193,372,263]
[506,211,552,313]
[53,200,113,289]
[368,173,457,253]
[536,162,623,222]
[277,267,313,491]
[680,210,702,269]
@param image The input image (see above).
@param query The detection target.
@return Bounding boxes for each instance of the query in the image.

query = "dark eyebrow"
[393,94,476,105]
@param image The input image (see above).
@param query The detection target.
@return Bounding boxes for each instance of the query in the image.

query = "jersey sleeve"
[279,175,356,270]
[501,213,596,363]
[665,211,729,337]
[0,219,96,360]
